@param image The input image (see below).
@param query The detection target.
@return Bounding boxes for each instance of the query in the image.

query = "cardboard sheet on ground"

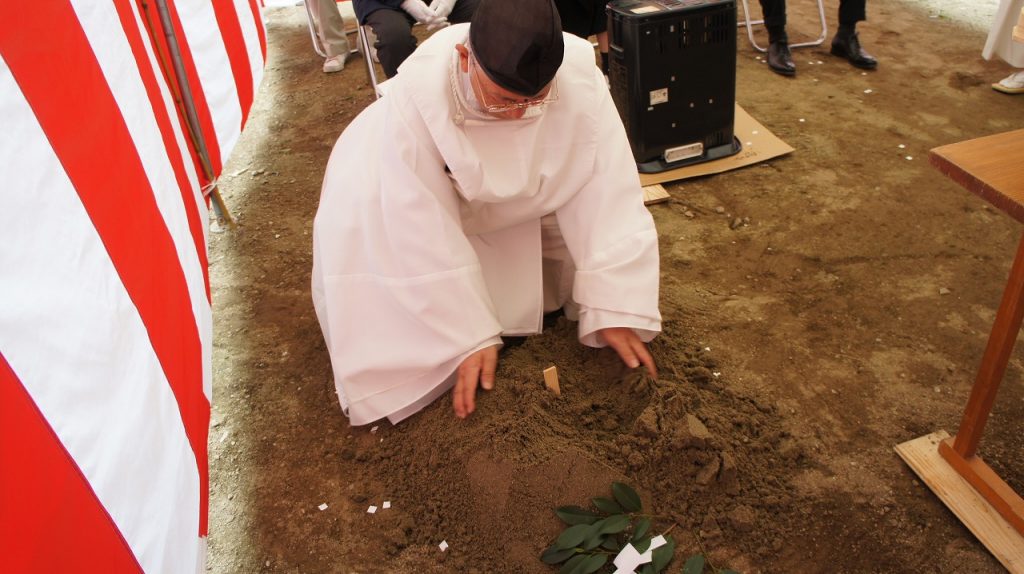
[639,103,793,188]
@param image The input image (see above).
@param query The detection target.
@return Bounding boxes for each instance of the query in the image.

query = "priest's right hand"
[453,344,499,419]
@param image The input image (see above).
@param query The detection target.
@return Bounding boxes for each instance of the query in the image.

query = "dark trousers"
[365,0,480,78]
[758,0,866,42]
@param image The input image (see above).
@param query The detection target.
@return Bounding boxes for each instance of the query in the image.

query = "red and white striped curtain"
[0,1,264,572]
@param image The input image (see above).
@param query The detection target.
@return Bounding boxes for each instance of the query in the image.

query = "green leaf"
[592,496,622,515]
[612,482,642,512]
[719,570,740,574]
[639,563,655,574]
[599,514,631,534]
[556,524,590,549]
[632,517,651,541]
[581,520,607,550]
[540,544,576,564]
[651,535,675,572]
[559,554,587,574]
[556,505,601,526]
[601,536,621,551]
[578,554,608,574]
[633,535,652,553]
[682,554,705,574]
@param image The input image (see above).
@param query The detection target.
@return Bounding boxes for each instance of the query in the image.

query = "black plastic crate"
[609,0,740,173]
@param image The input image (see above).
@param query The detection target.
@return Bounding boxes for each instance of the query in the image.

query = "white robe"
[312,25,661,425]
[983,0,1024,68]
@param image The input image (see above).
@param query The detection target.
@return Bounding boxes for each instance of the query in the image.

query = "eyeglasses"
[469,51,557,114]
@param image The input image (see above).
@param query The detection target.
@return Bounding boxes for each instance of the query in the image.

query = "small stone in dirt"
[715,206,725,214]
[696,456,721,486]
[719,451,737,482]
[727,504,756,532]
[938,287,951,295]
[251,169,264,177]
[632,406,660,438]
[684,210,695,218]
[730,217,744,230]
[350,492,367,503]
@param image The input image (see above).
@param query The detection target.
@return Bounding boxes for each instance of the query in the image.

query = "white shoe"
[323,54,346,73]
[993,70,1024,94]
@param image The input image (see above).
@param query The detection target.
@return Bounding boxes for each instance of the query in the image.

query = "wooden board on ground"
[638,103,794,187]
[895,430,1024,573]
[543,366,560,396]
[643,184,670,206]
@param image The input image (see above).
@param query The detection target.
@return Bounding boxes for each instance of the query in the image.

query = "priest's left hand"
[598,327,657,380]
[453,344,499,419]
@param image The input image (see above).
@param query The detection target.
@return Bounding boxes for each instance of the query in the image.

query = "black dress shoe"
[767,41,796,76]
[830,32,877,69]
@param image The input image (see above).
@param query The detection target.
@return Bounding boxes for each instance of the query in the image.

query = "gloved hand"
[401,0,437,24]
[429,0,456,19]
[425,16,449,32]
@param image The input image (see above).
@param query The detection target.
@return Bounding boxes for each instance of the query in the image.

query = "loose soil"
[208,2,1024,572]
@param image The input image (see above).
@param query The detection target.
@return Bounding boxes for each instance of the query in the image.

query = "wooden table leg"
[938,231,1024,536]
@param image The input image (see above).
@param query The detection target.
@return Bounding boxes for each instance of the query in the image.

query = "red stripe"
[0,1,210,535]
[211,0,254,123]
[247,0,268,60]
[161,0,224,176]
[0,353,143,572]
[114,0,211,300]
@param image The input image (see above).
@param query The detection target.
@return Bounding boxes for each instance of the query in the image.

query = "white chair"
[736,0,827,53]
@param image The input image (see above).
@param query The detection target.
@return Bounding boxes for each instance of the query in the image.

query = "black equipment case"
[608,0,740,173]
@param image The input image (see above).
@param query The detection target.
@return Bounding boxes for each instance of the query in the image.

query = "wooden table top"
[930,128,1024,223]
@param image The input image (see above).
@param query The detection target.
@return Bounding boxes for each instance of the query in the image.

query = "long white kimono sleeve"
[312,96,503,426]
[555,68,661,348]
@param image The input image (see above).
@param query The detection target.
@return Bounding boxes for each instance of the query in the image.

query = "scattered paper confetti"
[219,430,230,443]
[898,144,906,149]
[905,156,913,161]
[704,346,711,351]
[746,141,752,146]
[752,130,759,135]
[383,501,391,509]
[816,60,823,65]
[863,89,873,94]
[439,540,449,552]
[370,425,379,434]
[318,503,328,511]
[713,372,721,378]
[798,118,805,123]
[861,72,867,76]
[367,505,378,514]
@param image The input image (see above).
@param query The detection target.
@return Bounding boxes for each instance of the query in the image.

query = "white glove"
[429,0,456,19]
[401,0,436,24]
[425,16,449,32]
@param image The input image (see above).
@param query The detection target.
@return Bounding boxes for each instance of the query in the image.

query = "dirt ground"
[207,2,1024,572]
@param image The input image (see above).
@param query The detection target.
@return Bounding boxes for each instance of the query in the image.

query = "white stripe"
[0,56,201,573]
[71,0,213,401]
[233,0,265,99]
[126,0,213,401]
[176,0,243,161]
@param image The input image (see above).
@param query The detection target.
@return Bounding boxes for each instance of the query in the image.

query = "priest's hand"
[453,344,499,419]
[598,327,657,379]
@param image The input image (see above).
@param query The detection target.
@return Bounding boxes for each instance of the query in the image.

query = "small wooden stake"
[543,366,561,396]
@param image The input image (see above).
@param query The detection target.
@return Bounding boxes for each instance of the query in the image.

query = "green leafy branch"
[541,482,743,574]
[540,482,675,574]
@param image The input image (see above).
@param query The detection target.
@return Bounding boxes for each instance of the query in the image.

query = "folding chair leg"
[737,0,827,53]
[303,0,328,58]
[357,23,383,99]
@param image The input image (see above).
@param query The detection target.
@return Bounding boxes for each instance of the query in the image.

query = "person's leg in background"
[831,0,877,69]
[984,0,1024,94]
[310,0,350,73]
[759,0,795,76]
[364,8,416,78]
[446,0,481,25]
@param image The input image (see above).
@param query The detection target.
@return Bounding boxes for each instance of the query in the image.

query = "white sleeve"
[554,70,662,348]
